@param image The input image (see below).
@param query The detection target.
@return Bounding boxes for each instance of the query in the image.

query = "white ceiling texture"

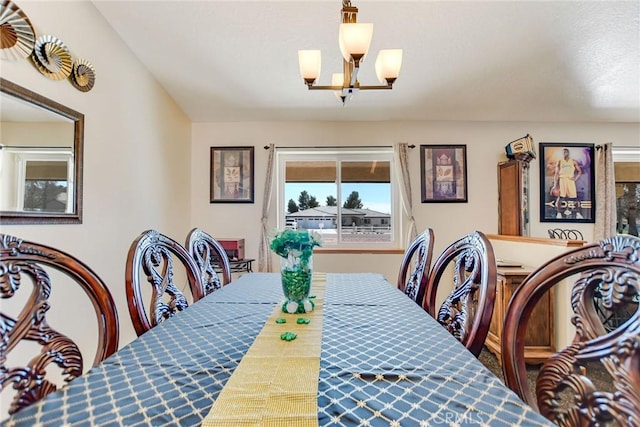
[93,0,640,123]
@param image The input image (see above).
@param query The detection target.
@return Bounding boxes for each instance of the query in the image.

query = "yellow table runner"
[201,273,326,427]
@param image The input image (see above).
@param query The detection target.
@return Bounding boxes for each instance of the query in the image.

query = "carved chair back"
[186,228,232,295]
[423,231,497,357]
[501,235,640,426]
[125,230,205,336]
[397,228,435,305]
[0,234,119,417]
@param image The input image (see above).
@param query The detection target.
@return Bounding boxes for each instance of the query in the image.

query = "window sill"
[314,248,404,255]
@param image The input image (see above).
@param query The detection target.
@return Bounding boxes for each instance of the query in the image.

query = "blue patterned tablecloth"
[2,272,552,426]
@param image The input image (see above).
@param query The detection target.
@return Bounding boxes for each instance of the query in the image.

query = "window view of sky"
[285,182,391,214]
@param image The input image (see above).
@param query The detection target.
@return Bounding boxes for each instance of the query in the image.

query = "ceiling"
[92,0,640,123]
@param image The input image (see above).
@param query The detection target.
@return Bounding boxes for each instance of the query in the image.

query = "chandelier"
[298,0,403,104]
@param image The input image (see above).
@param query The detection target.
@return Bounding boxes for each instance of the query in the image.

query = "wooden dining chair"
[397,228,435,305]
[0,233,119,417]
[186,227,232,295]
[423,231,497,357]
[125,229,205,336]
[501,235,640,426]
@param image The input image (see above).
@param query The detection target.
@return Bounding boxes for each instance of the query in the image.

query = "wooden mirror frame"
[0,78,84,224]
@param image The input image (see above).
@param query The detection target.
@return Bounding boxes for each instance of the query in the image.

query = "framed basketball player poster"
[539,142,595,223]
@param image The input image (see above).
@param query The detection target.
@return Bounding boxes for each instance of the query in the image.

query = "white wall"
[191,120,639,281]
[1,1,192,353]
[2,122,73,147]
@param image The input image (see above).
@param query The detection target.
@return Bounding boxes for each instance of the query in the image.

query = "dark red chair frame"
[186,227,232,294]
[423,230,497,357]
[501,235,640,425]
[397,228,435,305]
[125,229,205,336]
[0,234,119,416]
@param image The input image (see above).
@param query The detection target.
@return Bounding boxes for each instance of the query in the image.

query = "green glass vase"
[280,252,314,314]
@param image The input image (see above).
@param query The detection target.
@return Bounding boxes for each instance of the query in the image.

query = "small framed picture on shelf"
[420,144,468,203]
[210,146,255,203]
[539,142,595,223]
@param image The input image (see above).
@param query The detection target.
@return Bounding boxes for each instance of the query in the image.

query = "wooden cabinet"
[485,267,555,365]
[498,159,530,236]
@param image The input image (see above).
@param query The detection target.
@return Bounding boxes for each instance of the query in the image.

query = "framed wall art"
[539,142,595,223]
[420,144,468,203]
[210,146,255,203]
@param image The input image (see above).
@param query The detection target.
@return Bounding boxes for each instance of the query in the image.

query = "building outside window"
[276,147,398,248]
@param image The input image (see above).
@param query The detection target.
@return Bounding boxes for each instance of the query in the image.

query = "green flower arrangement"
[270,229,322,314]
[270,228,322,260]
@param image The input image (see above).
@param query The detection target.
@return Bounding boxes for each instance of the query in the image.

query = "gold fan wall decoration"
[70,58,96,92]
[0,0,35,60]
[31,34,72,80]
[1,1,96,92]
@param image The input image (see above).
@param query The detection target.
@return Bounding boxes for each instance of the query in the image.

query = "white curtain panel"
[258,144,275,272]
[595,142,616,241]
[393,142,417,245]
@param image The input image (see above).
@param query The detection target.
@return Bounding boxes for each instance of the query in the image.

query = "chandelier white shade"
[338,23,373,63]
[375,49,403,84]
[298,0,402,104]
[298,50,321,83]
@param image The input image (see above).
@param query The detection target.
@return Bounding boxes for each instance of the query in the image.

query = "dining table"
[2,272,553,426]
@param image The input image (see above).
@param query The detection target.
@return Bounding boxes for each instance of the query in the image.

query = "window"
[613,146,640,236]
[0,147,74,213]
[23,160,69,212]
[276,147,399,248]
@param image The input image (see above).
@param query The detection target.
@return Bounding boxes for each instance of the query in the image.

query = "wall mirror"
[0,78,84,224]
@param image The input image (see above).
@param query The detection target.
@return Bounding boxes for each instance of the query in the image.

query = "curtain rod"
[263,144,415,150]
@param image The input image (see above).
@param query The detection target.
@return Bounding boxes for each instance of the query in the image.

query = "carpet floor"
[477,346,539,396]
[477,346,615,405]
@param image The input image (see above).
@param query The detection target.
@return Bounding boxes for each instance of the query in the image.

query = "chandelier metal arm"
[306,84,393,91]
[306,85,345,90]
[306,79,393,90]
[342,1,357,24]
[345,58,357,88]
[358,84,394,90]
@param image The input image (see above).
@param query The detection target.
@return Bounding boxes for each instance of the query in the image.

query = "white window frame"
[4,147,74,213]
[612,146,640,163]
[275,147,401,249]
[612,145,640,236]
